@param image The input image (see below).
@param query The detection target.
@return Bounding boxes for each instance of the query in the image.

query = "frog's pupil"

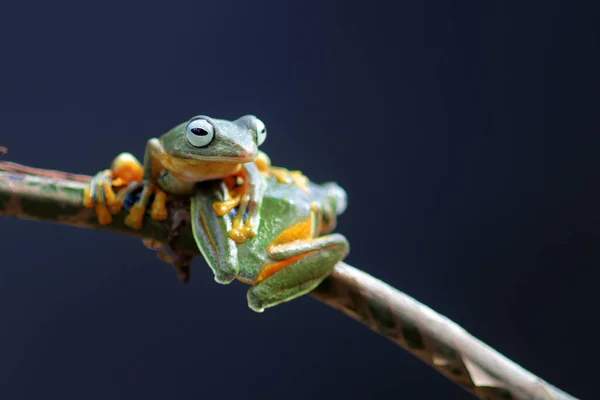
[191,128,208,136]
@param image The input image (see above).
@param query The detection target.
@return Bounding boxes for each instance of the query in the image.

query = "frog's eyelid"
[185,119,215,148]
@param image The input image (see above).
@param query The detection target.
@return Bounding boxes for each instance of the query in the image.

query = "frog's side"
[83,115,268,243]
[191,174,350,312]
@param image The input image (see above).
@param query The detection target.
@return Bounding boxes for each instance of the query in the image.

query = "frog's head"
[161,115,267,162]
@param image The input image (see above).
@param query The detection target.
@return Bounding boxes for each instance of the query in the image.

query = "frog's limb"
[247,233,350,312]
[214,162,267,244]
[124,139,168,229]
[255,152,311,194]
[255,151,272,175]
[83,152,144,224]
[110,152,144,187]
[83,169,116,224]
[191,181,239,284]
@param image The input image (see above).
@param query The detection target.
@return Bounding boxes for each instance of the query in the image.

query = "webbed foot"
[211,176,259,244]
[83,153,145,225]
[83,169,119,225]
[124,182,169,229]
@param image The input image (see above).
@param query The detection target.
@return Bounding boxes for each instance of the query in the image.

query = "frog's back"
[191,174,347,284]
[235,177,346,282]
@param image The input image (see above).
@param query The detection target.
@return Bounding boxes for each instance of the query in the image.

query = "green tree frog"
[190,172,350,312]
[83,115,268,243]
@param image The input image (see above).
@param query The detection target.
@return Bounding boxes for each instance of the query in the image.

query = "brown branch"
[0,161,578,400]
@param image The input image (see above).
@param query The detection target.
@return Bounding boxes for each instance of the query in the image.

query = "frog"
[83,114,268,243]
[190,172,350,312]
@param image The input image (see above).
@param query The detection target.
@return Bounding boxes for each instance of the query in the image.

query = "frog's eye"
[185,119,215,148]
[255,119,267,146]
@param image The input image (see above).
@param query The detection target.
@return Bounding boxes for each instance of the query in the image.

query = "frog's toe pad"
[95,204,113,225]
[213,270,236,285]
[150,206,168,221]
[125,204,145,229]
[150,190,168,220]
[228,224,257,244]
[83,187,95,208]
[246,291,266,313]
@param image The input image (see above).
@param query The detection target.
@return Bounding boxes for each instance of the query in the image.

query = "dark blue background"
[1,1,598,399]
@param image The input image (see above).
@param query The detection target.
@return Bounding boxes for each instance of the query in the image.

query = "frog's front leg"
[83,152,144,224]
[124,138,169,229]
[247,233,350,312]
[192,181,239,284]
[214,162,267,244]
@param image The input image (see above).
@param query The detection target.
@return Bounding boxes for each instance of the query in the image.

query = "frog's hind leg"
[247,233,349,312]
[191,181,239,284]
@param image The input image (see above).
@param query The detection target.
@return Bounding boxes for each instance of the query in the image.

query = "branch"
[0,162,578,400]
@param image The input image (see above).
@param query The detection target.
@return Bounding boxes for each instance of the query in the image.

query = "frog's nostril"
[239,150,255,160]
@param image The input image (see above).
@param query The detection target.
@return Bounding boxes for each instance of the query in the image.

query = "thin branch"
[0,162,578,400]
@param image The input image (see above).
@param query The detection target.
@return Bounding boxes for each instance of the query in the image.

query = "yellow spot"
[213,197,240,216]
[270,218,313,248]
[255,152,271,173]
[142,238,162,250]
[103,180,116,206]
[125,204,145,229]
[82,187,94,208]
[290,170,310,194]
[111,153,144,185]
[263,165,311,194]
[256,252,316,283]
[268,167,292,184]
[95,204,113,225]
[150,190,168,220]
[236,276,257,285]
[229,224,256,244]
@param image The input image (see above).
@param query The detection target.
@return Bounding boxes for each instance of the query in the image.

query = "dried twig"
[0,161,578,400]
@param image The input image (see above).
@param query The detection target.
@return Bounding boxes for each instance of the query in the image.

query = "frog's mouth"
[175,151,257,164]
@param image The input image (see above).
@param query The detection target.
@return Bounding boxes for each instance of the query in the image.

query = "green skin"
[149,114,266,196]
[87,114,349,311]
[191,176,350,312]
[89,115,267,237]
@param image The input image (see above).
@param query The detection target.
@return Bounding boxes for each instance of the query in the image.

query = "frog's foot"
[255,152,307,189]
[229,192,260,244]
[265,166,311,194]
[211,179,256,243]
[83,154,145,225]
[124,182,168,229]
[83,169,119,225]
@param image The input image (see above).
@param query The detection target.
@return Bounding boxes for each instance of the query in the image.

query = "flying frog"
[83,115,268,243]
[190,173,350,312]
